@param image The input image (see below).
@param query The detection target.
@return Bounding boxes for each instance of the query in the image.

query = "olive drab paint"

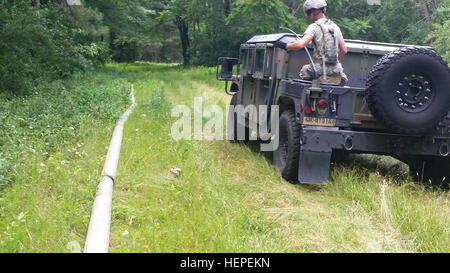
[217,32,450,186]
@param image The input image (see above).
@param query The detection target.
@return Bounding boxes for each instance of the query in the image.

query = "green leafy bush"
[429,6,450,63]
[430,20,450,62]
[0,1,110,94]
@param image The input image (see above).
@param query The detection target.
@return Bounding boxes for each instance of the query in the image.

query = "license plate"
[303,117,337,127]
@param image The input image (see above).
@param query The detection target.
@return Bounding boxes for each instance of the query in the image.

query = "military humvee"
[217,33,450,186]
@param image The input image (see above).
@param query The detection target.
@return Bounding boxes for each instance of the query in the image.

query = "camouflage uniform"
[300,18,348,85]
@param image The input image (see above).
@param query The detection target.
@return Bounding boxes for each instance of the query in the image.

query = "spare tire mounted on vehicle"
[366,46,450,135]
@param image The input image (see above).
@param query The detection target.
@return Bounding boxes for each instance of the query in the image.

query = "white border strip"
[84,84,137,253]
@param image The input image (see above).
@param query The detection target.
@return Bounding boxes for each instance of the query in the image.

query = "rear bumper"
[296,126,449,185]
[301,126,450,157]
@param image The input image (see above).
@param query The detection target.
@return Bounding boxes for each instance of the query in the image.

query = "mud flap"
[298,149,332,184]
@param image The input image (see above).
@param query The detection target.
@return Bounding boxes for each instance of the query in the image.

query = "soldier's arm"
[286,35,313,51]
[338,37,348,59]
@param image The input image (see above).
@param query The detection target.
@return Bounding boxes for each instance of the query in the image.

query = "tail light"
[305,106,313,115]
[318,99,328,109]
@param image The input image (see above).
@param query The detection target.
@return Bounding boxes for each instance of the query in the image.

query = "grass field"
[109,63,449,253]
[0,63,448,252]
[0,68,130,252]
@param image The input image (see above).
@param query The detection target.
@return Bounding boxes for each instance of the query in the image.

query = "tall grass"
[0,67,130,252]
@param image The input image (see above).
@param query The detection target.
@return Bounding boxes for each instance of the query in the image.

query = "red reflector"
[300,104,304,111]
[305,106,313,115]
[318,99,328,109]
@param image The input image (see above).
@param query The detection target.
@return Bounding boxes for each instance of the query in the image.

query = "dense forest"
[1,0,449,94]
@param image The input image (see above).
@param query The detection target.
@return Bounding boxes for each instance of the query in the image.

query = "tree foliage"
[0,0,109,93]
[1,0,449,94]
[429,2,450,61]
[84,0,161,62]
[227,0,298,35]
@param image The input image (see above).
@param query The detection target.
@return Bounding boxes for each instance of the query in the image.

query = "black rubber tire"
[366,46,450,135]
[227,94,249,142]
[405,155,449,189]
[273,110,301,181]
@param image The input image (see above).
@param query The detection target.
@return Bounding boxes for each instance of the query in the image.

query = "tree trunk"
[175,15,190,66]
[431,0,439,10]
[224,0,231,17]
[421,0,432,23]
[160,43,166,63]
[33,0,41,9]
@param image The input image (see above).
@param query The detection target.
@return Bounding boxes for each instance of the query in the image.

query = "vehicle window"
[255,49,265,72]
[240,49,248,74]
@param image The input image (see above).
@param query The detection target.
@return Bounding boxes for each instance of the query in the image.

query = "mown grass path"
[108,63,449,253]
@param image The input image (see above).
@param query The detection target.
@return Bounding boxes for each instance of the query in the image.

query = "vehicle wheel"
[273,110,301,181]
[227,94,249,142]
[366,47,450,135]
[406,155,449,188]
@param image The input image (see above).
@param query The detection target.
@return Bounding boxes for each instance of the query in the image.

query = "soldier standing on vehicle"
[275,0,349,86]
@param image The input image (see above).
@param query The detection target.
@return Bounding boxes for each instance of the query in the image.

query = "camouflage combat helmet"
[303,0,328,14]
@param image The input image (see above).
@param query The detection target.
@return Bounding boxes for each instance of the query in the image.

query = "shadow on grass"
[105,62,183,74]
[238,140,442,190]
[98,62,187,85]
[244,140,273,162]
[333,153,409,178]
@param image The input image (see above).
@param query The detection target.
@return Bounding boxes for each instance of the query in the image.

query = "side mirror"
[216,57,239,81]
